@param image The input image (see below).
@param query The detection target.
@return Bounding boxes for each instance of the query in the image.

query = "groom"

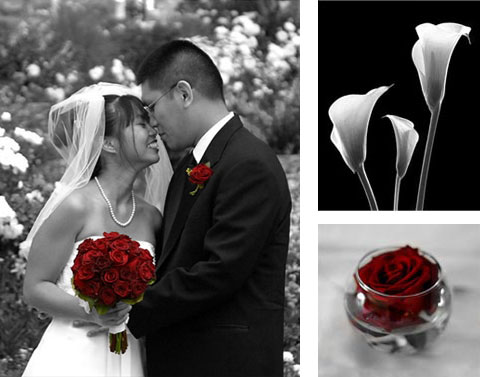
[128,40,291,377]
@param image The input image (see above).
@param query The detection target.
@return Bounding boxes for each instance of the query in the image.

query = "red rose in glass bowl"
[344,246,452,354]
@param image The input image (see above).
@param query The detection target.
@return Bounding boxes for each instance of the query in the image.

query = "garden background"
[0,0,300,376]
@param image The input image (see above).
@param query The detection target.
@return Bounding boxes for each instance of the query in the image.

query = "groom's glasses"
[143,84,177,116]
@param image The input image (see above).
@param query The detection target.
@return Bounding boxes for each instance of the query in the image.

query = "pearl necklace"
[94,177,136,227]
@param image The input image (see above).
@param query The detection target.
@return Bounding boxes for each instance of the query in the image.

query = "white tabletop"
[318,224,480,377]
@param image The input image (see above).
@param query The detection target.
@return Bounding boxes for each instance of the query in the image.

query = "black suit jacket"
[129,115,291,377]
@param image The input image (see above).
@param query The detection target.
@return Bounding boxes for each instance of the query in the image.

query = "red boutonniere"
[186,162,213,196]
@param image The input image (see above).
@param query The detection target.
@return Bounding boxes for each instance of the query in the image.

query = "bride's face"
[119,112,160,169]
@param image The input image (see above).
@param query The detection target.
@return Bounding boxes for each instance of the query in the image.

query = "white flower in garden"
[230,29,248,45]
[412,22,471,111]
[329,85,392,173]
[253,78,263,87]
[1,112,11,122]
[0,196,16,218]
[26,190,45,203]
[67,71,79,84]
[246,36,258,49]
[283,351,294,363]
[0,149,29,173]
[26,63,41,78]
[276,30,289,43]
[55,72,66,84]
[243,57,256,71]
[253,89,264,99]
[14,127,44,146]
[17,181,23,189]
[89,65,105,81]
[237,44,251,57]
[0,196,24,240]
[45,87,66,103]
[232,81,244,93]
[284,21,296,33]
[218,57,234,78]
[0,136,20,152]
[111,59,125,82]
[214,25,229,38]
[19,239,30,260]
[217,17,228,25]
[293,364,300,373]
[234,14,261,36]
[124,68,136,82]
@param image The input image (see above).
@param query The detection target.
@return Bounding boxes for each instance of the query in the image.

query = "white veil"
[22,82,173,258]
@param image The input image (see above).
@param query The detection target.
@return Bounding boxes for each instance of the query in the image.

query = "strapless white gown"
[22,237,155,377]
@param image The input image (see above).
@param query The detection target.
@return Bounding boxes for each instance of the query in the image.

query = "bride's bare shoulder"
[136,196,162,230]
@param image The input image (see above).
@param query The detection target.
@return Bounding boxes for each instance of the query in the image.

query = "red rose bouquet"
[71,232,155,354]
[354,245,439,331]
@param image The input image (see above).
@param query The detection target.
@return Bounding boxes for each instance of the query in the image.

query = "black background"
[318,1,480,210]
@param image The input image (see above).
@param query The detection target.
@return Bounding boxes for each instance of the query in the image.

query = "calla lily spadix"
[384,115,419,210]
[412,22,471,210]
[329,85,392,210]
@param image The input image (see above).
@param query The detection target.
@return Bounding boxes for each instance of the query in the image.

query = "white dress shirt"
[192,112,234,163]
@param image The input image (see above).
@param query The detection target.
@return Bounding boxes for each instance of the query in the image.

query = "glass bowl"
[344,246,452,354]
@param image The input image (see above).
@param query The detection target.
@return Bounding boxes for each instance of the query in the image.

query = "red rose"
[119,265,137,282]
[82,250,103,265]
[187,163,213,185]
[78,239,96,255]
[138,261,155,282]
[73,274,88,293]
[355,246,439,331]
[110,249,129,266]
[102,267,119,284]
[94,238,109,252]
[103,232,122,241]
[113,280,131,298]
[77,265,95,280]
[131,281,147,297]
[111,239,130,252]
[81,279,102,298]
[138,248,153,261]
[129,241,141,256]
[99,286,117,306]
[95,255,112,270]
[72,255,83,273]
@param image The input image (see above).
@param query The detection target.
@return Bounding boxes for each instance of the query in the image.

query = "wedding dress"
[22,236,154,377]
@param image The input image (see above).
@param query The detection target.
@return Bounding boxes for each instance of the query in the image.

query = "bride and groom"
[21,40,291,377]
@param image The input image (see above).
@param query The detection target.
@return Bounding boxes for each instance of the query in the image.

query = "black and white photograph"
[319,1,480,210]
[318,224,480,377]
[0,1,300,376]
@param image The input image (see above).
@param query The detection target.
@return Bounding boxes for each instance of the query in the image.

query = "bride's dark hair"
[92,95,149,177]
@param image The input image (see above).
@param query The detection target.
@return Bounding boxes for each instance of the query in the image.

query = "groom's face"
[142,82,191,152]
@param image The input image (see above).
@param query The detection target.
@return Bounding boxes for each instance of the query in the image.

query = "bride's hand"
[89,301,132,328]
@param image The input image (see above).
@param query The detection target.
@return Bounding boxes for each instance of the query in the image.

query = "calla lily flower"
[384,115,419,179]
[384,115,419,210]
[329,85,391,173]
[412,22,471,111]
[412,22,471,210]
[328,85,392,210]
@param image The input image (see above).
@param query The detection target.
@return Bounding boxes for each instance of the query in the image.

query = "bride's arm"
[23,192,129,326]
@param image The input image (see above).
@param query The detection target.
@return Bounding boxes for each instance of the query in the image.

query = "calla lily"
[412,22,470,111]
[412,22,471,209]
[384,115,419,210]
[329,85,392,210]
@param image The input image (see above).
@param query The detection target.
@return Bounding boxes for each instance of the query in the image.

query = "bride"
[21,83,172,376]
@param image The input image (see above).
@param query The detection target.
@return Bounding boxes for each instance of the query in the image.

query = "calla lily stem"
[416,104,441,210]
[394,175,401,211]
[357,164,379,210]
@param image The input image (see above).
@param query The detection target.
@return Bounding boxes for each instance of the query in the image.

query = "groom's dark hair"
[136,39,225,102]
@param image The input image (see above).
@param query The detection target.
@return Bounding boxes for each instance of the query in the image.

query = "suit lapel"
[157,115,243,269]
